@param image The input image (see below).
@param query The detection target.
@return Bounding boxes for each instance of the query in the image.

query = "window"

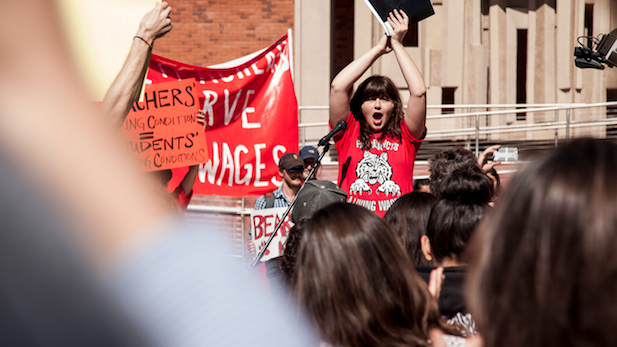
[402,22,418,47]
[516,29,528,121]
[584,4,594,48]
[442,88,456,114]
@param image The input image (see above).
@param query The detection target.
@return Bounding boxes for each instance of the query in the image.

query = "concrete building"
[150,0,617,259]
[158,0,616,145]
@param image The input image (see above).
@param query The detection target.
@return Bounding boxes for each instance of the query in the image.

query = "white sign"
[251,207,295,262]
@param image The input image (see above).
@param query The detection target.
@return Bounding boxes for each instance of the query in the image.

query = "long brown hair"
[467,138,617,347]
[294,202,449,347]
[350,75,405,150]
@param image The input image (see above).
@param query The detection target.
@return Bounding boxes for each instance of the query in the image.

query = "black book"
[363,0,434,35]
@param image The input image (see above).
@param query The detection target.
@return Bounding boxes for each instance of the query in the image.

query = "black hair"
[279,220,307,288]
[487,167,501,197]
[426,170,492,263]
[428,147,482,197]
[383,192,436,267]
[413,178,430,191]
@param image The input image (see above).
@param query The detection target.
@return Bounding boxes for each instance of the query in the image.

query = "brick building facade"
[154,0,295,66]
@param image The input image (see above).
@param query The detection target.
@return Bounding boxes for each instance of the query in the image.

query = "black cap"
[279,153,305,171]
[292,180,347,222]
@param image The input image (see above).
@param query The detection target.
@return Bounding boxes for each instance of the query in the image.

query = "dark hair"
[426,170,492,264]
[413,178,430,192]
[294,202,453,347]
[383,192,436,267]
[487,167,501,197]
[467,138,617,347]
[350,75,405,150]
[428,147,482,197]
[279,220,307,288]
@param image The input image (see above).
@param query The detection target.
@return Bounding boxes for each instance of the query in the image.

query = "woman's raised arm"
[388,10,427,139]
[329,34,391,127]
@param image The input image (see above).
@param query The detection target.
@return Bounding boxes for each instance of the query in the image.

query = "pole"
[566,108,571,140]
[554,109,559,147]
[475,113,480,157]
[247,142,332,272]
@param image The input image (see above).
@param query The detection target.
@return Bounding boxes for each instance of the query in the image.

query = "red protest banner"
[146,32,298,196]
[121,78,208,171]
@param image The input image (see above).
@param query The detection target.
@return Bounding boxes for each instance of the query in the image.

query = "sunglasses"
[286,167,304,173]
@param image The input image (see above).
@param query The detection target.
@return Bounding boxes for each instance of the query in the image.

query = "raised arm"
[181,165,199,196]
[388,10,427,139]
[101,2,173,128]
[329,33,391,128]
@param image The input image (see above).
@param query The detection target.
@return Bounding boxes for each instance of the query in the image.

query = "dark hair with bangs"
[350,75,405,150]
[293,202,458,347]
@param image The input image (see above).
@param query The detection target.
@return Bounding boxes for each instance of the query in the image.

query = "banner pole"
[247,142,331,273]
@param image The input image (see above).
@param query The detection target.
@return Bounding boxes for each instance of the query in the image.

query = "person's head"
[291,180,347,223]
[299,146,319,177]
[422,170,492,266]
[350,75,404,149]
[466,138,617,347]
[278,153,305,189]
[413,178,431,193]
[428,147,482,197]
[383,192,436,267]
[282,181,347,287]
[294,202,445,347]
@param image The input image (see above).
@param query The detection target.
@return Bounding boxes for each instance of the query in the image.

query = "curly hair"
[428,147,482,197]
[350,75,405,150]
[278,220,307,288]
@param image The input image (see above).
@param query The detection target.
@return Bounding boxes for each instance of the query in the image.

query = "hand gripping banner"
[147,33,298,196]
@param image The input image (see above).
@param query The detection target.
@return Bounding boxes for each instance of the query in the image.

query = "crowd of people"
[3,2,617,347]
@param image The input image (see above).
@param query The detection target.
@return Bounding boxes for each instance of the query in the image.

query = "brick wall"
[154,0,294,66]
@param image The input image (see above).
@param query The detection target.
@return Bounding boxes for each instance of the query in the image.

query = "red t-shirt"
[334,112,423,217]
[173,185,193,211]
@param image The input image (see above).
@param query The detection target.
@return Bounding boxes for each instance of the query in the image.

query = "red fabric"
[172,184,193,211]
[335,112,422,217]
[146,33,298,197]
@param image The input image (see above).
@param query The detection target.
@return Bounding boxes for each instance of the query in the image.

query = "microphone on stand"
[318,120,347,146]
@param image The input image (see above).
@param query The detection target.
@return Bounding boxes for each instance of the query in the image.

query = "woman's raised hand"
[387,9,409,45]
[376,34,392,55]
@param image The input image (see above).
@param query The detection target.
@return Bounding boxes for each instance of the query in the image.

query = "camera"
[492,147,518,162]
[574,29,617,70]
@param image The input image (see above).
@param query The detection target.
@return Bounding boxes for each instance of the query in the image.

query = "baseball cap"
[279,153,305,171]
[292,180,347,222]
[299,146,319,161]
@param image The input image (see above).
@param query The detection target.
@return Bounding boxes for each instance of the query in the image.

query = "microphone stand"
[247,141,332,272]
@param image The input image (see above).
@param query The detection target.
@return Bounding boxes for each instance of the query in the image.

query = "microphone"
[318,120,347,146]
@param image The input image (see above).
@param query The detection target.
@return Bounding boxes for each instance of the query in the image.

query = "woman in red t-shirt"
[329,9,427,216]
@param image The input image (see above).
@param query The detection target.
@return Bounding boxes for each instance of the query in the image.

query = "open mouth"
[373,113,383,125]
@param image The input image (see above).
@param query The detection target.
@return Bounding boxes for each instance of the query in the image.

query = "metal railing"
[298,102,617,156]
[189,102,617,261]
